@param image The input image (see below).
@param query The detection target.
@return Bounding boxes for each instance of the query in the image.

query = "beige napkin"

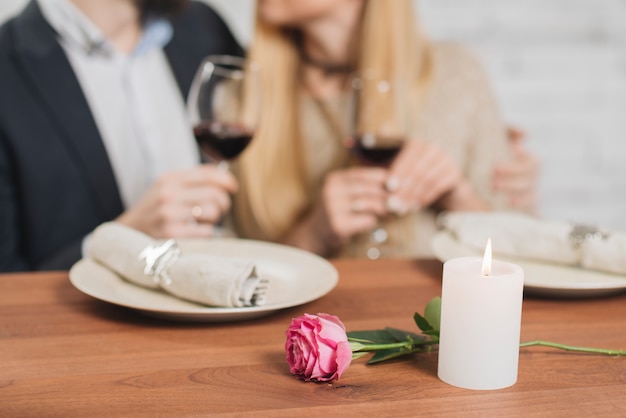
[438,211,626,275]
[86,222,268,307]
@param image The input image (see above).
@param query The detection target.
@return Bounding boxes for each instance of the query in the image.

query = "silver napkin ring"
[138,239,181,286]
[568,224,610,249]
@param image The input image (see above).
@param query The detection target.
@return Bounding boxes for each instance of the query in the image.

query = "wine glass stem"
[211,160,230,236]
[367,225,388,260]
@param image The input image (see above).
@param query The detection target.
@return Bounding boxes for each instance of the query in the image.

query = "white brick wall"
[2,0,625,231]
[418,0,626,231]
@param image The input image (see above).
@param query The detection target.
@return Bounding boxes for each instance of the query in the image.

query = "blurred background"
[2,0,625,231]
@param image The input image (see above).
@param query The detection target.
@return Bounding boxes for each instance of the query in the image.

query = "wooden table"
[1,259,625,417]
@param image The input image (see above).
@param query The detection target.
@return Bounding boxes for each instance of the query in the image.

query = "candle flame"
[481,238,492,276]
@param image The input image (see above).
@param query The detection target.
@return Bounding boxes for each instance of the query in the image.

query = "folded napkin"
[86,222,268,307]
[438,211,626,275]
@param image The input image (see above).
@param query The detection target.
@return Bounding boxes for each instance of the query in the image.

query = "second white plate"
[69,238,338,321]
[431,231,626,298]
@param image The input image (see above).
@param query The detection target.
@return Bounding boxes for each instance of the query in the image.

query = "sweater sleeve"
[429,42,512,211]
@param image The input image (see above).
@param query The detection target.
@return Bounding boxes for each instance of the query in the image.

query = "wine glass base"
[366,247,381,260]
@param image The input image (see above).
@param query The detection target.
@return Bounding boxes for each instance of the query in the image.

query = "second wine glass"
[187,55,260,170]
[349,76,408,259]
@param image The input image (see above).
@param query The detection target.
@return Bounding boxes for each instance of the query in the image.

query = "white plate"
[69,238,338,321]
[431,231,626,298]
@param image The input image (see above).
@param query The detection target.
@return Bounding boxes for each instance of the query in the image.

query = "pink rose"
[285,313,352,382]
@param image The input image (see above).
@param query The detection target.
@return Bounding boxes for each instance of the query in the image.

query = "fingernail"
[350,199,365,213]
[386,196,409,215]
[386,177,400,192]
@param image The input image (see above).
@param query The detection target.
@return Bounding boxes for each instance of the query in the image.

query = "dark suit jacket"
[0,1,243,271]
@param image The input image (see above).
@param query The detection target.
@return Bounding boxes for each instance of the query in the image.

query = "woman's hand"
[115,165,238,238]
[385,140,486,213]
[282,167,388,256]
[494,128,540,212]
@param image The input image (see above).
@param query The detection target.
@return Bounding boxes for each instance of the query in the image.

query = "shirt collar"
[133,17,173,57]
[37,0,173,58]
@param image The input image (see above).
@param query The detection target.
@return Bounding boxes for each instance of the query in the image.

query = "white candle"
[437,240,524,390]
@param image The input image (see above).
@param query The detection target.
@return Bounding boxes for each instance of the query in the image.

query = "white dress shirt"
[37,0,200,208]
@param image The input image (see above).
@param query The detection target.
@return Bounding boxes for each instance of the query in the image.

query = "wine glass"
[187,55,260,236]
[349,76,408,260]
[187,55,260,170]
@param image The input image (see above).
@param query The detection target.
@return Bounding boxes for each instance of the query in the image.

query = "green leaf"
[368,347,414,364]
[349,341,367,352]
[422,329,440,340]
[424,297,442,333]
[414,297,441,341]
[384,327,426,343]
[348,337,375,344]
[413,311,433,333]
[352,351,369,360]
[347,329,396,344]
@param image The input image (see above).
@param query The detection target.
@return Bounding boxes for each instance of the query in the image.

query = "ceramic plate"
[431,231,626,298]
[69,238,338,321]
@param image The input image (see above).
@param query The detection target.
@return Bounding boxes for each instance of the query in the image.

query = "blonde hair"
[233,0,432,241]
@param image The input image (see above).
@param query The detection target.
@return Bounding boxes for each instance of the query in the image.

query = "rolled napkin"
[580,232,626,276]
[438,211,626,275]
[86,222,268,307]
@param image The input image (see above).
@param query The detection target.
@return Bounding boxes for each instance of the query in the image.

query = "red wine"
[351,135,404,166]
[193,121,254,161]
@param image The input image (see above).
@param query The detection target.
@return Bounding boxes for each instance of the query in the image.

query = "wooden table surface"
[1,258,625,417]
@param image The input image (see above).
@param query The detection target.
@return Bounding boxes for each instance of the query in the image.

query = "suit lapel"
[12,1,123,220]
[164,23,199,100]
